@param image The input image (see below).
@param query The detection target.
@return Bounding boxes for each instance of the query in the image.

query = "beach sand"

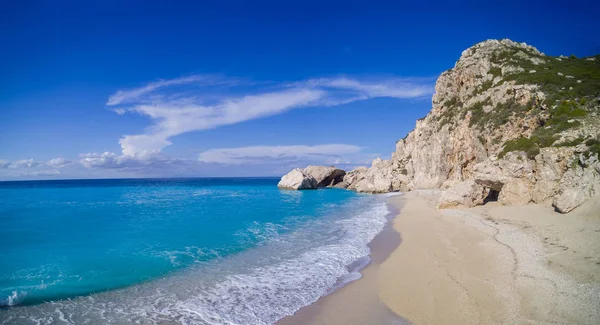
[280,190,600,324]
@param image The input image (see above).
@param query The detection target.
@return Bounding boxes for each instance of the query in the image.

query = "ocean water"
[0,178,391,325]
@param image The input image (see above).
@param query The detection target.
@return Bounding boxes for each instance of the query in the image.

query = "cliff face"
[344,39,600,213]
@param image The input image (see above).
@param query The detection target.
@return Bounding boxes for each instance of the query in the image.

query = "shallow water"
[0,178,389,324]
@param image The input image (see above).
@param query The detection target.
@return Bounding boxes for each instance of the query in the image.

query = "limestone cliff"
[281,39,600,213]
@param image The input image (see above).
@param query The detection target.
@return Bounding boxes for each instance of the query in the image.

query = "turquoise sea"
[0,178,391,324]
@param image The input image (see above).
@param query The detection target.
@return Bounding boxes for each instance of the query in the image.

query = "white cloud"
[299,77,434,99]
[0,158,70,180]
[79,151,189,173]
[107,76,203,106]
[198,144,362,165]
[118,88,326,155]
[8,159,40,169]
[106,75,242,106]
[0,158,72,169]
[108,74,434,156]
[46,157,71,168]
[76,144,371,177]
[21,170,60,177]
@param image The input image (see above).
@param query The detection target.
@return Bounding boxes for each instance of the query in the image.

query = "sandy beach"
[281,191,600,325]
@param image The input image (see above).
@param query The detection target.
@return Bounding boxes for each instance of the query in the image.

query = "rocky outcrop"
[347,158,407,193]
[498,178,533,206]
[532,148,573,203]
[437,180,487,209]
[303,165,346,187]
[278,166,346,190]
[277,169,317,190]
[278,39,600,213]
[473,152,535,191]
[553,155,600,213]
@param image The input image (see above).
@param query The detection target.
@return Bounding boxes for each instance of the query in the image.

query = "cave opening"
[483,189,500,204]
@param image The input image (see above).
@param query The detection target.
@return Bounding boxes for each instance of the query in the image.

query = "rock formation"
[278,166,346,190]
[302,165,346,187]
[277,168,317,190]
[437,180,487,209]
[279,39,600,213]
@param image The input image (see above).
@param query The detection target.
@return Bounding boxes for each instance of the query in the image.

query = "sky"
[1,1,599,180]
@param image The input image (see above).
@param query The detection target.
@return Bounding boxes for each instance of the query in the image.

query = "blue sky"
[1,1,599,180]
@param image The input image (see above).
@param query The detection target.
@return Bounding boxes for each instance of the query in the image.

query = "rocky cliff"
[281,39,600,213]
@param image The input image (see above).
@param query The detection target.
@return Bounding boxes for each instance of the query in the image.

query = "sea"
[0,178,392,325]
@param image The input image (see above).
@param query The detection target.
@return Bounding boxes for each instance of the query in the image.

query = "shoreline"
[277,194,409,325]
[281,190,600,325]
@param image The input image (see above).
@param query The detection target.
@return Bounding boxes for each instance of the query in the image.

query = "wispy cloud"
[8,159,40,169]
[21,170,60,177]
[79,152,182,170]
[0,157,71,180]
[107,75,226,106]
[1,144,376,179]
[107,74,434,155]
[46,158,71,168]
[0,157,72,170]
[77,144,373,177]
[297,77,434,100]
[198,144,363,165]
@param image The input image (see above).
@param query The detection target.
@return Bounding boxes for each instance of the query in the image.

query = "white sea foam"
[1,291,26,307]
[0,196,390,325]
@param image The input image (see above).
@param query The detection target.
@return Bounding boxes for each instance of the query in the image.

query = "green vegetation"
[485,51,599,159]
[479,79,494,93]
[497,100,589,158]
[444,96,462,108]
[499,137,540,159]
[431,48,598,160]
[489,67,502,77]
[584,138,600,159]
[489,47,600,107]
[437,107,456,130]
[586,138,600,146]
[468,98,533,130]
[554,137,584,147]
[501,54,600,107]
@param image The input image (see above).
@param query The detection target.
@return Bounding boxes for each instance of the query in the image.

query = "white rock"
[474,152,534,190]
[277,169,317,190]
[303,165,346,187]
[531,148,572,203]
[499,178,533,206]
[553,159,600,213]
[437,180,487,209]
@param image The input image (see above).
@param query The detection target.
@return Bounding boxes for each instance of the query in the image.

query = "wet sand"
[280,190,600,325]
